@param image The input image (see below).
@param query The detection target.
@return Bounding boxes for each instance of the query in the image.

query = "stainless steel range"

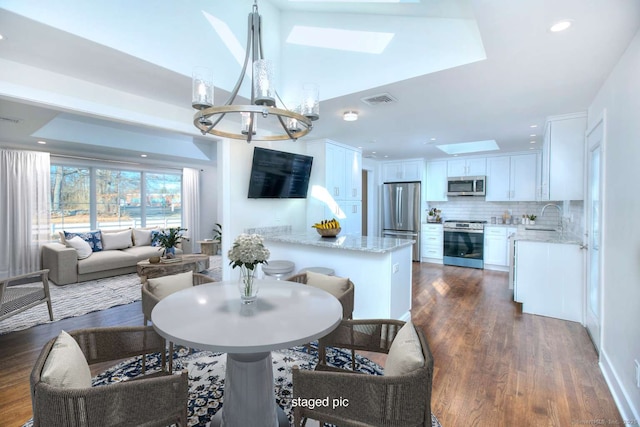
[443,220,487,269]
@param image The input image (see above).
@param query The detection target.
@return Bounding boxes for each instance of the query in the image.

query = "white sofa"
[41,228,185,285]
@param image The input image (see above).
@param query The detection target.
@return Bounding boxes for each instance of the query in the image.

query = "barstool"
[298,267,335,276]
[262,260,295,280]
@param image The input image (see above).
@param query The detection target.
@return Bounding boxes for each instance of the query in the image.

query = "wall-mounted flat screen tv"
[247,147,314,198]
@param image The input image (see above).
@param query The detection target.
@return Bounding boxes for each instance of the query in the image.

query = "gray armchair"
[292,319,434,427]
[1,269,53,322]
[30,326,188,427]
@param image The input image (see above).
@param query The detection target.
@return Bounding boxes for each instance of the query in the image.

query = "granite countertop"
[513,229,582,245]
[262,232,415,253]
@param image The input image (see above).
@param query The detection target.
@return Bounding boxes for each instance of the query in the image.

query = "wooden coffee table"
[136,254,210,283]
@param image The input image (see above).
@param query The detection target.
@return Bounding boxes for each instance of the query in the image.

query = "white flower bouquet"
[228,234,270,303]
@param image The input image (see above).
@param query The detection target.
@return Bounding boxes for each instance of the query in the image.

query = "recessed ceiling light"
[343,111,358,121]
[37,140,47,145]
[530,124,538,128]
[0,34,5,41]
[530,134,536,137]
[140,154,148,158]
[430,138,436,141]
[550,20,573,32]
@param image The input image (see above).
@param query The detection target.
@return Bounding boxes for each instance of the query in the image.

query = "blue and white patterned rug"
[25,343,441,427]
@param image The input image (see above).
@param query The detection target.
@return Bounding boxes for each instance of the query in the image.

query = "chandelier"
[191,1,319,143]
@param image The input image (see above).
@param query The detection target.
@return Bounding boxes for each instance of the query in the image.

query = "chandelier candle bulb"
[253,59,275,106]
[191,67,214,110]
[301,83,320,121]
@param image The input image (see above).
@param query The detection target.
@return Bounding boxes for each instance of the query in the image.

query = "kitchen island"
[511,229,584,323]
[262,233,414,321]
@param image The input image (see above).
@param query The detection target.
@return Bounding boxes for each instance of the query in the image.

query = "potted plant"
[528,214,537,225]
[427,208,442,223]
[211,223,222,255]
[153,227,187,258]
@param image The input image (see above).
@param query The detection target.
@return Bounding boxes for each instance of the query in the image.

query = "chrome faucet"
[540,203,563,230]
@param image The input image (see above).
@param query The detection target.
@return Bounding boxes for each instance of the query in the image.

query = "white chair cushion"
[147,271,193,300]
[132,228,153,246]
[65,235,92,260]
[305,271,349,299]
[41,330,92,388]
[384,321,425,376]
[101,229,132,250]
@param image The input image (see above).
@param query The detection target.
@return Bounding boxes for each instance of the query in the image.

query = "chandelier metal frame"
[192,1,316,143]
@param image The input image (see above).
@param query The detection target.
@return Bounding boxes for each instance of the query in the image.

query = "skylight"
[286,26,394,54]
[202,11,245,66]
[289,0,419,3]
[436,140,500,155]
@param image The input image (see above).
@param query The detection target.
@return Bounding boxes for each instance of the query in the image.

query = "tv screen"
[247,147,314,198]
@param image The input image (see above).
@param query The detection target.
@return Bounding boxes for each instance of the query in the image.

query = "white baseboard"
[600,348,640,422]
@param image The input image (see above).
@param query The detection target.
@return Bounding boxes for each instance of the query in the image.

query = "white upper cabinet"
[382,159,424,182]
[345,149,362,201]
[306,139,363,233]
[541,112,587,201]
[486,154,538,201]
[447,158,486,177]
[426,160,448,201]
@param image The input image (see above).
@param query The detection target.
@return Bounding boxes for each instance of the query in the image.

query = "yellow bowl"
[316,227,341,237]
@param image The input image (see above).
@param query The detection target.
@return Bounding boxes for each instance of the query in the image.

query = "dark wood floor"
[0,263,622,427]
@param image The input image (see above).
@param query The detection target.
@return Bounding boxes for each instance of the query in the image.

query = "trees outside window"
[50,164,181,237]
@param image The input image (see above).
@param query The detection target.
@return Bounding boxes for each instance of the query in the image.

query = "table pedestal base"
[209,352,289,427]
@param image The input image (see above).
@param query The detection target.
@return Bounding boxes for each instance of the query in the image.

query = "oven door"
[443,229,484,269]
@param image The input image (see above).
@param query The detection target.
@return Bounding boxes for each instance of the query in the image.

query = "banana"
[311,219,340,229]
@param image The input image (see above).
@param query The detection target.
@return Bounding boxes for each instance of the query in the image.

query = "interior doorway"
[585,112,605,354]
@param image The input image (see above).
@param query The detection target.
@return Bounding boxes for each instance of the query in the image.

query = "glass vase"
[238,266,259,304]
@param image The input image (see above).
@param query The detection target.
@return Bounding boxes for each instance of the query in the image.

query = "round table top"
[151,279,343,353]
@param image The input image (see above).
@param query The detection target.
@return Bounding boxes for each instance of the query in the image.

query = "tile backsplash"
[426,199,584,234]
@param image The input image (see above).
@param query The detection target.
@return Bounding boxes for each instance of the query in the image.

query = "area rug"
[23,343,442,427]
[0,256,222,335]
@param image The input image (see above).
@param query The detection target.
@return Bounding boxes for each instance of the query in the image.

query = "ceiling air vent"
[0,116,23,125]
[360,93,397,106]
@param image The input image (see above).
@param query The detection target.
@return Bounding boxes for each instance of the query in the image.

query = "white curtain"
[182,167,201,243]
[0,149,51,278]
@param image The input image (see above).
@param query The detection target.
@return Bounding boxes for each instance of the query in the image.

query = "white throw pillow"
[305,271,350,299]
[132,228,153,246]
[147,271,193,299]
[384,321,425,376]
[101,229,132,250]
[41,330,92,388]
[65,235,92,260]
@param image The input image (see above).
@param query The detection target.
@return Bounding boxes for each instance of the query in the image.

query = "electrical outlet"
[392,263,399,274]
[635,359,640,388]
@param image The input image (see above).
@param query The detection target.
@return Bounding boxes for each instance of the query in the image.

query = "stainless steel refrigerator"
[382,181,421,261]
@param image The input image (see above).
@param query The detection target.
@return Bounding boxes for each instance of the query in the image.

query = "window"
[50,165,90,236]
[50,163,182,237]
[96,169,141,230]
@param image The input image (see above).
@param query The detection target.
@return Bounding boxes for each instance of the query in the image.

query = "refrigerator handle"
[397,186,403,227]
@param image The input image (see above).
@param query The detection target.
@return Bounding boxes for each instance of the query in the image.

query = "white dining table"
[151,279,343,427]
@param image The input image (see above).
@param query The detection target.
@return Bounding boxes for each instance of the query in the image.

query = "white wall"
[218,138,312,280]
[588,28,640,422]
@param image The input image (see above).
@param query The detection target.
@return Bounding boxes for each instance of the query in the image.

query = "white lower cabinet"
[483,226,517,269]
[421,223,443,262]
[514,240,583,322]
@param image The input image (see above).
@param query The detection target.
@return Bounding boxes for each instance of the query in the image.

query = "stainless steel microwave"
[447,176,486,196]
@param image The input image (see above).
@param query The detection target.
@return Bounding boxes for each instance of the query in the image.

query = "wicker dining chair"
[0,269,53,322]
[141,271,215,371]
[285,272,354,320]
[292,319,434,427]
[286,272,356,365]
[30,326,189,427]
